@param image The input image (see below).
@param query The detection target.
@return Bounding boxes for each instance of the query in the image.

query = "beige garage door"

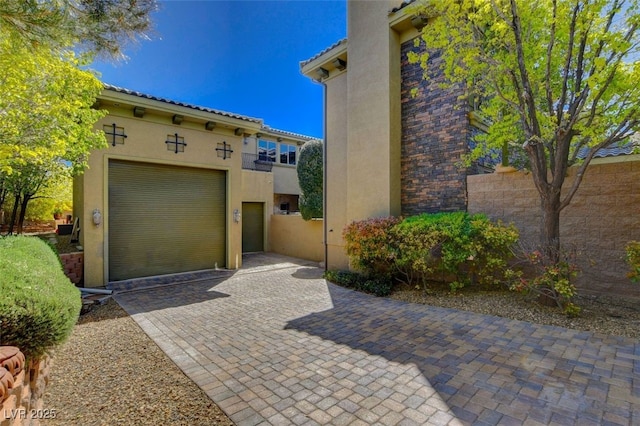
[108,160,226,281]
[242,202,264,253]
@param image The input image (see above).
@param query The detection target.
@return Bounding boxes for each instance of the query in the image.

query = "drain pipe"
[321,80,328,272]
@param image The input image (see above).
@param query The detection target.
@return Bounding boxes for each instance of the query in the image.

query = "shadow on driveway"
[285,283,640,425]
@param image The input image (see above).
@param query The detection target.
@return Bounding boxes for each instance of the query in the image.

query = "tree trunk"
[17,194,32,234]
[7,194,20,235]
[538,191,562,306]
[541,194,561,263]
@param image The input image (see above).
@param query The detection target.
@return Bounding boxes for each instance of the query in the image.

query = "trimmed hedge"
[297,139,323,220]
[0,236,81,359]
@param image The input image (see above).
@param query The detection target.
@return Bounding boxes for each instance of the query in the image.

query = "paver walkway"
[115,254,640,425]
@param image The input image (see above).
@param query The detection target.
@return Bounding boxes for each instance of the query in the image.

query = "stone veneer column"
[400,41,472,215]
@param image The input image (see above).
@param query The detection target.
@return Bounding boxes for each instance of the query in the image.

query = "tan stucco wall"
[79,106,248,287]
[272,164,300,195]
[270,215,324,262]
[325,72,350,270]
[346,0,401,222]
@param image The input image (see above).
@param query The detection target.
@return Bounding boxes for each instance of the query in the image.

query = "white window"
[258,140,276,162]
[280,143,297,165]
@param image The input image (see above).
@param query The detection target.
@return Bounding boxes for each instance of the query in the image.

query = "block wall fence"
[0,347,51,426]
[467,159,640,299]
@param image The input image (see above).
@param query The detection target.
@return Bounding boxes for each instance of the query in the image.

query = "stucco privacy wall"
[269,215,324,262]
[78,100,253,287]
[468,157,640,299]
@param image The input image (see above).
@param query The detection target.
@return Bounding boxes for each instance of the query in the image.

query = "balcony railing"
[242,153,273,172]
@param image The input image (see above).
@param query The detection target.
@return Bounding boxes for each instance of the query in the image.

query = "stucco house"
[75,85,316,288]
[301,0,640,297]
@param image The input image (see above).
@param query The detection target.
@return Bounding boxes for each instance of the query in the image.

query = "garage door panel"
[109,160,226,281]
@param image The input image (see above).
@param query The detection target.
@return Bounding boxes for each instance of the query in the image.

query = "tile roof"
[577,139,639,159]
[260,126,319,142]
[102,84,263,124]
[300,38,347,68]
[390,0,417,14]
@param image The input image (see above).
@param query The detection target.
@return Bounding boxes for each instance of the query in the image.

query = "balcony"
[242,153,273,172]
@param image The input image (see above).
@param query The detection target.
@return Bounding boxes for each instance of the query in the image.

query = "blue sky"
[90,0,347,138]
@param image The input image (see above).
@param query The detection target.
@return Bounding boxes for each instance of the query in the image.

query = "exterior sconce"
[316,67,329,80]
[233,209,241,223]
[92,209,102,226]
[205,121,216,131]
[332,58,347,70]
[234,128,245,136]
[411,15,428,30]
[133,106,145,118]
[172,114,184,125]
[216,141,234,159]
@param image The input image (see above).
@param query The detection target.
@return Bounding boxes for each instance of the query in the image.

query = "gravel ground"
[43,299,234,426]
[390,284,640,339]
[42,277,639,425]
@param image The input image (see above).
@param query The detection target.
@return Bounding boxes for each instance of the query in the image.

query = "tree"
[410,0,640,261]
[297,140,324,220]
[0,0,158,60]
[0,31,108,232]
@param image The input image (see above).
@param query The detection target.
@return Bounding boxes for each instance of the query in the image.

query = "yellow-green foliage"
[0,236,81,359]
[626,241,640,283]
[343,213,519,291]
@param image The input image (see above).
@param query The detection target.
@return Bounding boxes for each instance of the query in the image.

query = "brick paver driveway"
[115,254,640,425]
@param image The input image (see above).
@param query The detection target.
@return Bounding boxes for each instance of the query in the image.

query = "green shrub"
[297,139,323,220]
[323,270,393,297]
[343,212,519,292]
[626,241,640,283]
[342,216,401,277]
[509,249,581,316]
[0,236,81,359]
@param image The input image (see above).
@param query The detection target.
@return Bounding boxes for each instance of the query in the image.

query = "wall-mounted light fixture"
[216,141,234,159]
[332,58,347,71]
[92,209,102,226]
[315,67,330,80]
[205,121,216,131]
[172,114,184,125]
[233,209,241,223]
[133,106,145,118]
[411,15,428,30]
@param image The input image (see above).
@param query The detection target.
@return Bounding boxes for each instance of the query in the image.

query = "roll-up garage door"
[242,202,264,253]
[108,160,226,281]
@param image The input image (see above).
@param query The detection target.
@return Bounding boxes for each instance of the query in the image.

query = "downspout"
[322,81,328,272]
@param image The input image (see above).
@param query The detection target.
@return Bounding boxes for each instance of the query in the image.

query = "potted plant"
[53,208,63,220]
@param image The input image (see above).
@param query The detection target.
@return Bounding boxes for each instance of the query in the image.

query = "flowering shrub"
[625,241,640,283]
[509,250,581,316]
